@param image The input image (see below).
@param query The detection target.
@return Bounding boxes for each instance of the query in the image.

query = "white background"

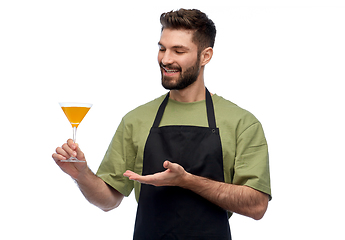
[1,0,344,239]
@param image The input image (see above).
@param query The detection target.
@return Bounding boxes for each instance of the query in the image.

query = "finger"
[62,142,77,157]
[52,152,67,161]
[123,170,139,179]
[74,143,85,160]
[123,171,149,184]
[123,170,132,177]
[55,146,69,159]
[164,161,180,171]
[163,161,186,181]
[163,160,171,169]
[67,139,76,150]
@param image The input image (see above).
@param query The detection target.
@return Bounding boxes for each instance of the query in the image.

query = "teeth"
[163,67,178,73]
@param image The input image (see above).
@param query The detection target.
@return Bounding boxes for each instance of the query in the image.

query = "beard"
[160,56,201,90]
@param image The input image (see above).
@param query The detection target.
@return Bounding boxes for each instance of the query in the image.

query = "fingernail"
[73,151,77,156]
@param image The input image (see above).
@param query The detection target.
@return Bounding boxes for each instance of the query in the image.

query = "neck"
[169,70,210,103]
[169,87,205,103]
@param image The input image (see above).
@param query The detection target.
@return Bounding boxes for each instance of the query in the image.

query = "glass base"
[60,157,85,163]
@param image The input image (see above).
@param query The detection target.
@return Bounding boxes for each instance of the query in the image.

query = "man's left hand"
[123,160,187,187]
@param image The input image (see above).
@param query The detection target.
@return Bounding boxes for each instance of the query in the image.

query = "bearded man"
[53,8,272,240]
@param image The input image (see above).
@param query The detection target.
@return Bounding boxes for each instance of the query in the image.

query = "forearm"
[75,167,124,212]
[53,140,124,211]
[181,173,269,220]
[124,161,268,219]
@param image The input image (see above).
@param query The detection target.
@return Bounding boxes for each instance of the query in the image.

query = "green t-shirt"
[97,94,271,205]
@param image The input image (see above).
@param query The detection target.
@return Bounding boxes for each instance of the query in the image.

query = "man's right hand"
[52,139,124,211]
[52,139,88,180]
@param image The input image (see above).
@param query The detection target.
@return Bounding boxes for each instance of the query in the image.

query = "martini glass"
[59,102,92,162]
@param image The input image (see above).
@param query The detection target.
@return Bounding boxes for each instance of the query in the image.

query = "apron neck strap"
[152,88,216,128]
[152,93,169,128]
[205,88,216,129]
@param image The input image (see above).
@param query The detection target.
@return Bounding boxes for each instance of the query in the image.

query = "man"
[53,9,271,239]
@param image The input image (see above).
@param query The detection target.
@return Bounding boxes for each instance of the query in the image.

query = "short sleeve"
[233,122,272,200]
[96,119,136,197]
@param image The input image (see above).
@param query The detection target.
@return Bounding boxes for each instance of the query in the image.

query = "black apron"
[133,88,231,240]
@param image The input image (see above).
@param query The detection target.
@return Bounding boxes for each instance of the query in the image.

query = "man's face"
[158,29,201,90]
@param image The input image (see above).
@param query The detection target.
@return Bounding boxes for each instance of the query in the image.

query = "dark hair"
[160,9,216,52]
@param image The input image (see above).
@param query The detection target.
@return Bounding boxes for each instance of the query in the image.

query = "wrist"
[179,171,196,189]
[74,166,92,183]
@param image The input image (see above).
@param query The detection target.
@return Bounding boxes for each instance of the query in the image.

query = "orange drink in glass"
[59,102,92,162]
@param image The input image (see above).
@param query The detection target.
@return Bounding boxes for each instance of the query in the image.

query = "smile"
[162,66,179,73]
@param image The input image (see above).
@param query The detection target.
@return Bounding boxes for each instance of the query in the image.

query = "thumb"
[163,160,180,171]
[163,160,171,169]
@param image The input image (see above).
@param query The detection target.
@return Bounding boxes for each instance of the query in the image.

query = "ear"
[200,47,213,67]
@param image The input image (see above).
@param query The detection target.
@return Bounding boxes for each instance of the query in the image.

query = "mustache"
[160,62,182,71]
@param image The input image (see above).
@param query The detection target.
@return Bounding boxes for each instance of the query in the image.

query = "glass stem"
[72,126,77,143]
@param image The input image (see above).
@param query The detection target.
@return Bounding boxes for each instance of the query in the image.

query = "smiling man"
[158,29,204,91]
[53,9,271,240]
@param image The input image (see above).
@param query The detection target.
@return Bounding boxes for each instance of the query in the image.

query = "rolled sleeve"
[233,122,272,199]
[96,119,136,197]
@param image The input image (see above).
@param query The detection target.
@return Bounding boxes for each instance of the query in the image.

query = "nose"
[159,50,174,66]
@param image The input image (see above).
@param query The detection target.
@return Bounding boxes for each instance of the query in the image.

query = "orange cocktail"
[61,106,91,128]
[59,102,92,162]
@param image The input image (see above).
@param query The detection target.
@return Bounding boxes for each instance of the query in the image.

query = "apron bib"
[133,89,231,240]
